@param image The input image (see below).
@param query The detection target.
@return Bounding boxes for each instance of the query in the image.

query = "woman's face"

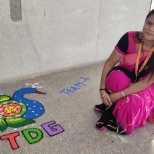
[143,14,154,41]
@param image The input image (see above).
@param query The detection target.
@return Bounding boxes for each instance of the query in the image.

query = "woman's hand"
[100,91,112,106]
[109,92,122,103]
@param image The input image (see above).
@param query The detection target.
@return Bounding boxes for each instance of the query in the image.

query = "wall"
[0,0,151,81]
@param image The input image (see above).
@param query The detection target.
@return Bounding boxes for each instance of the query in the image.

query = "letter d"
[22,128,43,144]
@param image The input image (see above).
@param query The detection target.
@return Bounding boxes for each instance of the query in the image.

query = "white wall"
[0,0,151,81]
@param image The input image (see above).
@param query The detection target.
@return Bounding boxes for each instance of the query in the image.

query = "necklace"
[135,42,154,79]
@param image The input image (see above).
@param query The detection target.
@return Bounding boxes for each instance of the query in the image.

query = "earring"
[141,33,144,42]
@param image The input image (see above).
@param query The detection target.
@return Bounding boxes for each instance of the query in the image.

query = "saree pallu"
[98,67,154,134]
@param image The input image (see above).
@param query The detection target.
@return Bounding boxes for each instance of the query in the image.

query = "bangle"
[99,88,106,91]
[101,93,106,98]
[121,91,125,98]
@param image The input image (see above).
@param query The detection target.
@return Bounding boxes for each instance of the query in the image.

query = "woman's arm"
[100,50,122,88]
[110,74,154,103]
[100,50,123,106]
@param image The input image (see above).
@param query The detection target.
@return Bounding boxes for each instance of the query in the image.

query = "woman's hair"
[146,9,154,20]
[135,9,154,43]
[135,9,154,80]
[144,52,154,80]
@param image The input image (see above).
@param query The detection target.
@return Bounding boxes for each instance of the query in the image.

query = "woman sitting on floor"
[94,9,154,135]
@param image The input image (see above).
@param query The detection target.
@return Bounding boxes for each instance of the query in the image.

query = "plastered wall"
[0,0,151,81]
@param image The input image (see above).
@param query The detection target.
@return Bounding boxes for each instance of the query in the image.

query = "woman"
[94,9,154,135]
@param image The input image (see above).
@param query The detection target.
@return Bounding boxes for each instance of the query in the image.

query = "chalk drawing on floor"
[59,77,91,95]
[25,82,43,88]
[0,88,65,150]
[0,88,46,132]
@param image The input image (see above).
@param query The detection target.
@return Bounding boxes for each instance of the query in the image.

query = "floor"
[0,62,154,154]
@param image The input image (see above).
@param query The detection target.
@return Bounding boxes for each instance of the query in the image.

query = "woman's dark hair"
[146,9,154,20]
[144,52,154,80]
[135,9,154,43]
[135,9,154,80]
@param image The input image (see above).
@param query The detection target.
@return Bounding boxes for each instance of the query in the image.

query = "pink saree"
[105,65,154,134]
[95,31,154,134]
